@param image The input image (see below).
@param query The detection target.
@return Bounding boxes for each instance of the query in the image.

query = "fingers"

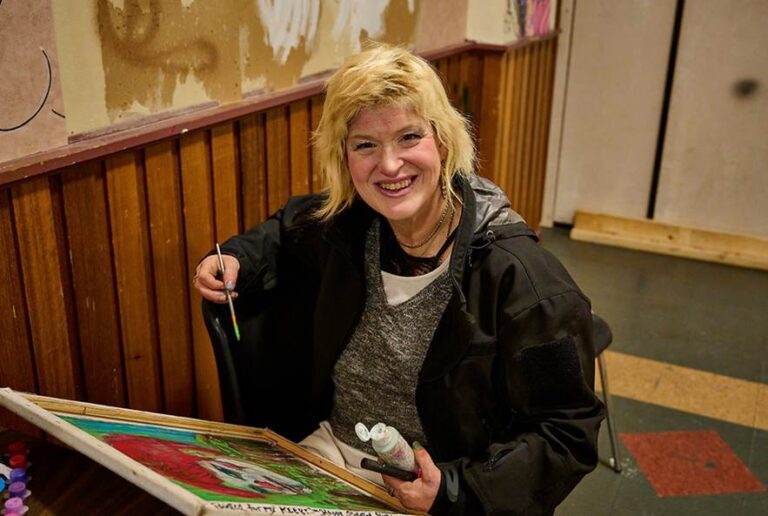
[220,255,239,289]
[193,254,240,303]
[413,444,440,485]
[383,445,441,513]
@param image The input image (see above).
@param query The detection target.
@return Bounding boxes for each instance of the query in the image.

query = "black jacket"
[219,175,604,515]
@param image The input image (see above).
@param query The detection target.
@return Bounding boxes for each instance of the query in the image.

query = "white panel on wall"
[552,0,676,224]
[655,0,768,238]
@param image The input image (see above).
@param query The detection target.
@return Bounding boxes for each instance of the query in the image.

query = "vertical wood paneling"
[459,52,484,126]
[520,45,542,221]
[239,113,268,228]
[289,100,312,196]
[266,106,291,214]
[511,48,532,212]
[498,51,518,194]
[530,41,556,229]
[487,40,555,230]
[478,52,503,180]
[105,152,163,412]
[11,177,81,399]
[539,40,558,222]
[144,141,195,417]
[61,161,126,408]
[458,54,472,117]
[0,188,40,435]
[436,58,449,87]
[180,130,223,421]
[447,56,462,106]
[310,95,325,193]
[212,122,241,241]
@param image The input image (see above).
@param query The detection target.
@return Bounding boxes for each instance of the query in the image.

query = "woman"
[194,43,604,515]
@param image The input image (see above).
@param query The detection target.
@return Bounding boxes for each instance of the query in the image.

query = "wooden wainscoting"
[490,38,557,229]
[0,40,558,429]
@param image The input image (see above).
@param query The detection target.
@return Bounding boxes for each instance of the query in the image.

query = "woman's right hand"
[193,254,240,303]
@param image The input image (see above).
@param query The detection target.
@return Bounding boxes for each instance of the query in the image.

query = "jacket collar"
[322,174,536,303]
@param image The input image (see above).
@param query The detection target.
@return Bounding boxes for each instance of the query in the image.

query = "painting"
[466,0,556,46]
[0,388,408,515]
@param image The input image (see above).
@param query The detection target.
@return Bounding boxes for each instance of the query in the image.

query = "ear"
[439,142,447,161]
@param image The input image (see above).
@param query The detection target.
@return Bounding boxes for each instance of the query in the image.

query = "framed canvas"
[0,388,411,515]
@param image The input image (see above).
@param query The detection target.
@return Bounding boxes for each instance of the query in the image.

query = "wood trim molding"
[571,211,768,271]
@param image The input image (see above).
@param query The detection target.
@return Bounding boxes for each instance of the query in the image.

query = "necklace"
[392,198,452,249]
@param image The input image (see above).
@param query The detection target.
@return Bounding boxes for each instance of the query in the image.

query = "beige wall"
[655,0,768,238]
[549,0,677,224]
[0,0,67,163]
[415,0,468,52]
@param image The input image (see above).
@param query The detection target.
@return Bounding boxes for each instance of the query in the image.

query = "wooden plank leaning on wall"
[0,40,559,428]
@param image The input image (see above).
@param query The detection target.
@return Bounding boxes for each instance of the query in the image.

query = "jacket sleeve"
[216,209,284,295]
[431,290,605,515]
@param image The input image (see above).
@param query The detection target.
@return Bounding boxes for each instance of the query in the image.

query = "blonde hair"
[313,43,475,220]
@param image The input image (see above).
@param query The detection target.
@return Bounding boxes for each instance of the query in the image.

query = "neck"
[390,194,448,249]
[392,198,461,260]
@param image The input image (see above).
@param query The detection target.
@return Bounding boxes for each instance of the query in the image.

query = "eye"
[352,141,376,152]
[400,132,424,146]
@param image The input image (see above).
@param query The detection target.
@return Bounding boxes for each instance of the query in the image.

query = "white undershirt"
[380,255,451,305]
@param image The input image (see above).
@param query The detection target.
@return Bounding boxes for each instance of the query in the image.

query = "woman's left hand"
[383,444,441,513]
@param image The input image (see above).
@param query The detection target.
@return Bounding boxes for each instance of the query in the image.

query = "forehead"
[348,105,427,135]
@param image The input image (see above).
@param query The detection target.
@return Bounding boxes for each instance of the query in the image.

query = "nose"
[379,146,402,176]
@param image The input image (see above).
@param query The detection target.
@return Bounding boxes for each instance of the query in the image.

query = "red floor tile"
[620,430,765,497]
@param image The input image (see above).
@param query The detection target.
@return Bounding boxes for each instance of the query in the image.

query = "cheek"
[346,154,370,184]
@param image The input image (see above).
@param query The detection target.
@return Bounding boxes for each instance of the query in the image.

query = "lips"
[378,177,413,191]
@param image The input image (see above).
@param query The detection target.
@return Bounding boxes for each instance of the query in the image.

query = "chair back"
[591,313,613,357]
[201,295,318,441]
[201,299,247,424]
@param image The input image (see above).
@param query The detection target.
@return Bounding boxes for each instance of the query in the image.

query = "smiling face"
[346,105,444,232]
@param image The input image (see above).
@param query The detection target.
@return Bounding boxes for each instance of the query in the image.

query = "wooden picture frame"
[0,388,411,515]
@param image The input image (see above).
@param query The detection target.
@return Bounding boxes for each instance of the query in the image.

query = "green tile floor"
[540,226,768,515]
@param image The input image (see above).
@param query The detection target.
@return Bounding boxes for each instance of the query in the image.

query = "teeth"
[380,179,411,191]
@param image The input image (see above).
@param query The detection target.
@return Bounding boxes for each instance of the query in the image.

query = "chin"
[375,202,420,222]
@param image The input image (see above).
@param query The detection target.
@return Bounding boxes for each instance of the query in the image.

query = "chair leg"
[598,353,622,473]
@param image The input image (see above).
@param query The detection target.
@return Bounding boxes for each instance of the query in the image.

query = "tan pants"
[299,420,384,486]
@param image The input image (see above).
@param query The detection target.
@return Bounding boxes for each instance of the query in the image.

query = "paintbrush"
[215,243,241,341]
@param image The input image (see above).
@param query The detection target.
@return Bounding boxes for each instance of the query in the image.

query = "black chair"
[201,297,316,442]
[592,313,622,473]
[202,299,246,424]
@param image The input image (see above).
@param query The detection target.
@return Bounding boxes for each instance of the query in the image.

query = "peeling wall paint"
[49,0,425,137]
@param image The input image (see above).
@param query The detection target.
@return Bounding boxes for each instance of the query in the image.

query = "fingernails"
[412,441,423,451]
[225,281,235,291]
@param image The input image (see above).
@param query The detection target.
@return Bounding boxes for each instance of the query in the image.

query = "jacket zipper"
[467,229,496,268]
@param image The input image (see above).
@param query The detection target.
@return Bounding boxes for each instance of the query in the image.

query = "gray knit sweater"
[329,220,453,454]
